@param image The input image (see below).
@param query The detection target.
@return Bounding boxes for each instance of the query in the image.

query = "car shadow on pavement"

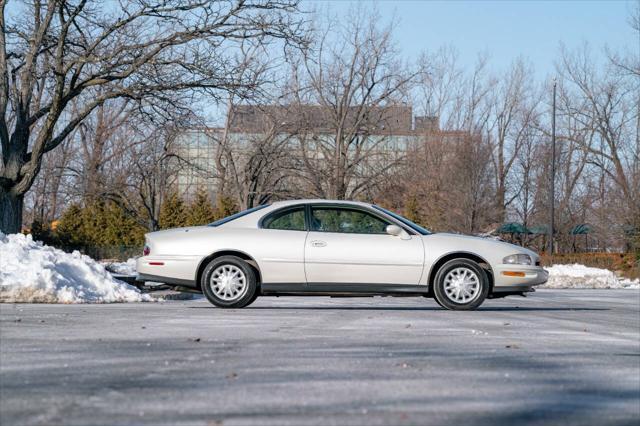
[477,307,609,311]
[187,306,609,311]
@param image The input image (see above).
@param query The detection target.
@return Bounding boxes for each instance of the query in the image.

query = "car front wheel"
[201,256,258,308]
[433,259,489,310]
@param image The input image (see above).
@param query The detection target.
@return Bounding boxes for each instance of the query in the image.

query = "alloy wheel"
[443,267,481,304]
[210,264,248,301]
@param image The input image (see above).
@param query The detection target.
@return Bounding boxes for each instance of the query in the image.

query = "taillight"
[143,245,150,256]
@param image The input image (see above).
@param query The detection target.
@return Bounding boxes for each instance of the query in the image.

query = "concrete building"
[175,104,473,201]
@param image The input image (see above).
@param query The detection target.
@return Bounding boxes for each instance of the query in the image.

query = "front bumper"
[492,265,549,292]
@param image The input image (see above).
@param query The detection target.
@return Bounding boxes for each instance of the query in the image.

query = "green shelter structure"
[571,224,591,235]
[570,223,592,252]
[496,222,531,245]
[495,222,595,252]
[496,222,529,235]
[528,225,549,235]
[496,223,549,250]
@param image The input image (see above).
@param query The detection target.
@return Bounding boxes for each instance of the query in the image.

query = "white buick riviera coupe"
[137,200,548,310]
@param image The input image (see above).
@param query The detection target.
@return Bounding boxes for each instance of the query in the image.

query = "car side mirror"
[385,225,403,236]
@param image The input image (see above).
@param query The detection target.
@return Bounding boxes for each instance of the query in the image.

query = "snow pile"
[543,264,640,289]
[102,258,137,275]
[0,233,150,303]
[475,231,505,242]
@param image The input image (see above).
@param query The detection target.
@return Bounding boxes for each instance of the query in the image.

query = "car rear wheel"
[433,259,489,310]
[201,256,258,308]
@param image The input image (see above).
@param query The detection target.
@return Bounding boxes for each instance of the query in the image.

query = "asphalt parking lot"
[1,289,639,426]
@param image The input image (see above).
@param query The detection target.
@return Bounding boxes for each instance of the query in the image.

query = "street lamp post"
[548,79,557,255]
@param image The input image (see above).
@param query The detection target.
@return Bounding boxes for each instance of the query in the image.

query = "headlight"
[502,254,532,265]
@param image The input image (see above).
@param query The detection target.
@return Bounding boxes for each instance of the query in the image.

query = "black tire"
[430,294,446,308]
[201,256,258,308]
[422,293,445,308]
[243,284,261,307]
[433,258,489,311]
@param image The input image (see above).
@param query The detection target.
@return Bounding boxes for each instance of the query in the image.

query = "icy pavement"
[0,233,149,303]
[1,290,639,425]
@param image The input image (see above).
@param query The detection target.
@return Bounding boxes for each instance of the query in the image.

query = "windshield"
[208,204,270,227]
[372,205,432,235]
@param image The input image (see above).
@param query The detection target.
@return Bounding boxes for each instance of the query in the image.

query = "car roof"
[269,199,374,208]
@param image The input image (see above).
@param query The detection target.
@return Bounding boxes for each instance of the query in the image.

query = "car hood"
[423,232,538,262]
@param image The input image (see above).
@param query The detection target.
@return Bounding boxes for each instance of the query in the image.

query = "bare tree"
[403,130,493,233]
[94,119,194,232]
[606,2,640,78]
[512,125,540,246]
[416,46,464,127]
[26,137,73,225]
[216,103,297,210]
[550,80,593,251]
[488,59,541,223]
[0,0,305,233]
[290,8,419,200]
[74,99,132,201]
[125,126,185,231]
[558,44,640,235]
[395,50,497,233]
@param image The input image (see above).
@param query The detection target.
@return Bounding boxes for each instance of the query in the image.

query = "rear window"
[262,207,306,231]
[208,204,270,227]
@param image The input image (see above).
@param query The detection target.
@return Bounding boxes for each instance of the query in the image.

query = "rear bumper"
[493,265,548,292]
[136,256,200,288]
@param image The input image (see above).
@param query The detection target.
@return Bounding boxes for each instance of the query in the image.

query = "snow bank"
[543,264,639,289]
[0,233,150,303]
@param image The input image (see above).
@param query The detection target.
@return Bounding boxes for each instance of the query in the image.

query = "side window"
[311,207,390,234]
[262,208,306,231]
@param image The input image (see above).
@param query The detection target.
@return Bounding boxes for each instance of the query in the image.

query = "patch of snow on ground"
[543,264,639,289]
[0,233,150,303]
[102,258,137,275]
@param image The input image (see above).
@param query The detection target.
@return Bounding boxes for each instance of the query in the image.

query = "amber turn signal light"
[502,271,526,277]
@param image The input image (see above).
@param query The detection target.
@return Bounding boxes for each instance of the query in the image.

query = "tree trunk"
[0,188,24,234]
[495,184,506,224]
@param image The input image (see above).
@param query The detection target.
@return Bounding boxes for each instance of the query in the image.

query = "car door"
[254,206,308,284]
[304,205,424,285]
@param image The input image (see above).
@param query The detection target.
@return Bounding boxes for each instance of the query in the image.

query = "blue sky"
[306,0,638,79]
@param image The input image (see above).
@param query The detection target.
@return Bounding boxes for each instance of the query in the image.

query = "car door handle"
[310,240,327,247]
